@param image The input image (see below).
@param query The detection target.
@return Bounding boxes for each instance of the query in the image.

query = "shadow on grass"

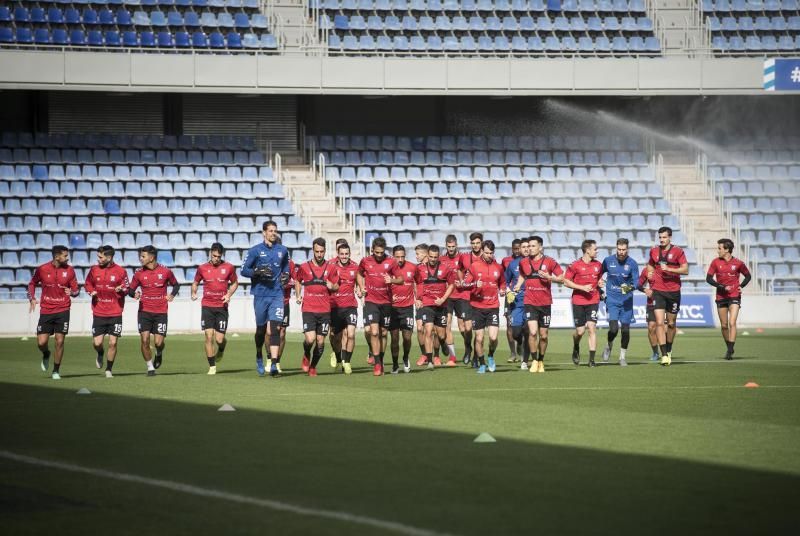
[0,382,796,536]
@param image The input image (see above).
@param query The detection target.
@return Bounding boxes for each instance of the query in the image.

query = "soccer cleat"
[589,356,596,368]
[537,361,546,373]
[147,370,156,377]
[619,358,628,367]
[462,350,472,365]
[571,349,580,366]
[472,358,479,369]
[256,357,266,376]
[308,367,318,377]
[270,362,279,377]
[507,355,519,363]
[476,364,486,374]
[403,362,411,373]
[650,352,660,362]
[276,363,282,374]
[433,356,442,367]
[105,370,113,378]
[301,356,310,373]
[95,354,103,369]
[40,355,49,372]
[391,365,400,375]
[208,366,217,375]
[373,363,383,376]
[367,355,375,366]
[51,372,61,380]
[153,353,162,369]
[660,354,671,366]
[343,362,352,375]
[416,355,428,367]
[724,351,733,361]
[602,345,611,362]
[487,356,496,373]
[446,356,457,367]
[427,361,434,370]
[330,352,338,368]
[521,361,529,371]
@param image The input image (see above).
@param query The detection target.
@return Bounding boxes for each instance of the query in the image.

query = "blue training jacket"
[240,241,290,297]
[601,254,639,304]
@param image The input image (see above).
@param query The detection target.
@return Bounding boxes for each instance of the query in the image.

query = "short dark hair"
[210,242,224,254]
[52,245,68,257]
[337,243,350,253]
[718,238,734,252]
[482,240,496,252]
[658,226,673,236]
[415,243,429,252]
[616,238,629,247]
[511,238,522,247]
[520,237,530,244]
[262,220,277,231]
[372,236,386,249]
[445,234,457,244]
[581,239,596,253]
[469,232,484,242]
[530,235,543,246]
[139,245,157,256]
[312,237,326,248]
[335,238,348,248]
[428,245,440,254]
[393,245,406,254]
[98,245,115,257]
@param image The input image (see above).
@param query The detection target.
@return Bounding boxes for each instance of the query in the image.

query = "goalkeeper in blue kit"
[600,238,639,366]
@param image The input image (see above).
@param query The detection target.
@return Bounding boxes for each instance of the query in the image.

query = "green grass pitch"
[1,328,799,535]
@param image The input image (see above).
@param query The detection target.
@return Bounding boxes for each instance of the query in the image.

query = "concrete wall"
[0,51,766,95]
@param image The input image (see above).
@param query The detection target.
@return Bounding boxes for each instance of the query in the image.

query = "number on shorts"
[321,323,329,333]
[157,323,166,333]
[63,322,69,331]
[276,307,284,319]
[114,324,122,333]
[218,320,227,331]
[349,313,357,324]
[492,314,498,323]
[590,310,598,321]
[543,316,551,325]
[406,317,414,329]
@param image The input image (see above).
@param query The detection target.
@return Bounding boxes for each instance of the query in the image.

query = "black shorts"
[572,303,599,328]
[364,302,391,328]
[653,291,681,314]
[390,306,415,331]
[716,297,742,308]
[282,304,291,328]
[447,298,472,321]
[92,315,123,337]
[472,307,500,330]
[138,311,168,336]
[420,306,447,327]
[332,306,358,333]
[524,305,552,328]
[646,305,655,323]
[201,307,229,333]
[302,312,330,335]
[37,311,70,335]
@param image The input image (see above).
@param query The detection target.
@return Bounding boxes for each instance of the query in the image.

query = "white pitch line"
[0,450,453,536]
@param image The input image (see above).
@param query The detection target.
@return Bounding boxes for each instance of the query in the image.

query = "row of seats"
[0,216,305,241]
[740,229,799,245]
[733,213,800,230]
[325,164,654,181]
[1,132,257,150]
[322,13,653,32]
[310,133,644,151]
[724,196,800,212]
[0,180,285,198]
[0,7,268,28]
[0,26,277,47]
[311,0,647,12]
[708,164,800,179]
[0,148,266,165]
[711,33,800,50]
[334,179,664,198]
[701,0,799,12]
[1,197,296,215]
[708,15,800,31]
[346,196,671,215]
[319,149,648,166]
[0,164,275,181]
[750,246,800,262]
[716,180,799,197]
[7,0,262,8]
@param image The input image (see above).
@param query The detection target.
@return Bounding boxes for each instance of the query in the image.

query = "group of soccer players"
[27,219,752,380]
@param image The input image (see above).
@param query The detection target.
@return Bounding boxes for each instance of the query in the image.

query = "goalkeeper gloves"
[620,283,634,295]
[505,290,517,305]
[253,265,273,280]
[279,272,290,285]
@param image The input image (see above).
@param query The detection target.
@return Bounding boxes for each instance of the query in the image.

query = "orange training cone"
[744,382,759,388]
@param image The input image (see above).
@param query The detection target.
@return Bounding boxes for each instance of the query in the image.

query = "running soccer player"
[502,238,523,362]
[601,238,639,367]
[637,265,660,361]
[241,220,291,377]
[294,238,339,377]
[513,235,563,373]
[389,245,416,374]
[462,240,505,374]
[28,245,80,380]
[128,245,180,376]
[277,237,295,373]
[452,232,484,366]
[415,245,456,369]
[504,238,530,368]
[706,238,751,360]
[563,240,604,368]
[328,238,349,368]
[413,243,431,364]
[646,226,689,366]
[357,236,396,376]
[330,242,359,374]
[191,242,239,375]
[84,245,129,378]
